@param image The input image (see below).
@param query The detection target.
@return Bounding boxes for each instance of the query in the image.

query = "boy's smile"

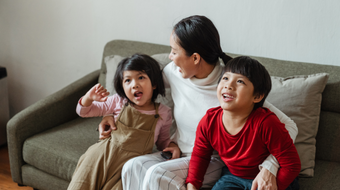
[222,93,235,102]
[123,70,156,111]
[217,72,260,112]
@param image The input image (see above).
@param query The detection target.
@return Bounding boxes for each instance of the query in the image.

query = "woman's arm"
[98,115,117,140]
[264,101,298,143]
[261,114,301,190]
[251,101,298,190]
[260,100,298,175]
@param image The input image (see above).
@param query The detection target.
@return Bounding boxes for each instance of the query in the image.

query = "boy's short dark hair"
[113,53,165,102]
[223,56,272,110]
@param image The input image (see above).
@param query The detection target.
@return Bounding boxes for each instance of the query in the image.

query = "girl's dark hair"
[113,54,165,102]
[173,15,232,65]
[223,56,272,110]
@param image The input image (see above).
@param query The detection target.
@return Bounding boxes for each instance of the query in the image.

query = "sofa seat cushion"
[23,117,101,181]
[299,159,340,190]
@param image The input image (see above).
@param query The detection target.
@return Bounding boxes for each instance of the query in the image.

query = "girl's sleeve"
[261,114,301,190]
[155,106,172,150]
[259,100,298,176]
[76,94,120,117]
[185,115,214,189]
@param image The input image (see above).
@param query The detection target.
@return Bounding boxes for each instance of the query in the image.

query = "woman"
[99,15,298,190]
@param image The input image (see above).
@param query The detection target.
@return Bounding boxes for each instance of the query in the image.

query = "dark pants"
[211,166,299,190]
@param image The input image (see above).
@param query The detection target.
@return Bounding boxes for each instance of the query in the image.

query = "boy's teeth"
[223,94,234,98]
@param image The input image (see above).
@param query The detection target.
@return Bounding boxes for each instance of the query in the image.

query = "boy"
[186,56,301,190]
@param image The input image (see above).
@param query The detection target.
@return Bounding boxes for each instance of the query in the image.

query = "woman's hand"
[98,115,117,140]
[251,168,277,190]
[82,83,110,107]
[187,183,197,190]
[163,142,181,160]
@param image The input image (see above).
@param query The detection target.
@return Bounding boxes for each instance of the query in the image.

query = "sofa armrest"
[7,69,100,184]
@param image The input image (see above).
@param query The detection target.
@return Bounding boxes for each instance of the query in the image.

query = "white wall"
[1,0,340,116]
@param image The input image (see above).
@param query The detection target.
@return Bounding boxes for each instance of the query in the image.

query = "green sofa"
[7,40,340,190]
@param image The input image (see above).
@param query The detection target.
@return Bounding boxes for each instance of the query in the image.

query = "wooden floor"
[0,144,33,190]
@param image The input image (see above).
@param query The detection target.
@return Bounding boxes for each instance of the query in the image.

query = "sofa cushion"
[266,73,329,177]
[299,159,340,190]
[23,117,101,181]
[104,55,125,95]
[22,165,69,190]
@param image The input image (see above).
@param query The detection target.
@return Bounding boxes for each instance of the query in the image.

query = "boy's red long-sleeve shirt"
[186,107,301,190]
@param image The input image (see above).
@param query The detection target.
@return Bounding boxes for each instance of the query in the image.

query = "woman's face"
[169,33,197,79]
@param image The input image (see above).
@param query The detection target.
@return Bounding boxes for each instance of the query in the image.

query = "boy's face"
[217,72,263,112]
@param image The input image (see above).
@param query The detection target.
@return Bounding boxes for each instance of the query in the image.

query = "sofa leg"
[18,184,39,190]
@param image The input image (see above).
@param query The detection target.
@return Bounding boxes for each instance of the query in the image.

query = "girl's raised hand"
[81,83,110,107]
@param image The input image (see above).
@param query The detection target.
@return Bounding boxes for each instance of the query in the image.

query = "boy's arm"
[262,114,301,190]
[186,116,214,189]
[260,101,298,176]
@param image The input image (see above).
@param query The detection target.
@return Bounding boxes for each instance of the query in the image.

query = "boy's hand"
[82,83,110,107]
[187,183,197,190]
[98,115,117,140]
[251,168,277,190]
[163,142,181,160]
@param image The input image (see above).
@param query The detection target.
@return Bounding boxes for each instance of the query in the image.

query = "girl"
[100,16,298,190]
[67,54,172,190]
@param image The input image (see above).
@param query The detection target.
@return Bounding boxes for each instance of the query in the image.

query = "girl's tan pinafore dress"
[68,102,160,190]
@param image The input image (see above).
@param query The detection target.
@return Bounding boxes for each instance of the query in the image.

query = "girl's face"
[169,33,197,79]
[217,72,262,112]
[122,70,156,110]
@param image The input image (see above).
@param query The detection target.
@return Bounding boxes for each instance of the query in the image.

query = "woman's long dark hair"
[173,15,232,65]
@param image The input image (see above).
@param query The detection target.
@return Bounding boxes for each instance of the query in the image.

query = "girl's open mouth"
[134,91,143,100]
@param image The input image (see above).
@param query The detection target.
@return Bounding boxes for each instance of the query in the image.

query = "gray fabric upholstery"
[23,117,101,181]
[22,165,69,190]
[7,40,340,190]
[7,69,99,185]
[299,160,340,189]
[98,40,170,87]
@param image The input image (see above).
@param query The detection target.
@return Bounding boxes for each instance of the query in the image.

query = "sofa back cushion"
[266,73,329,177]
[98,40,170,87]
